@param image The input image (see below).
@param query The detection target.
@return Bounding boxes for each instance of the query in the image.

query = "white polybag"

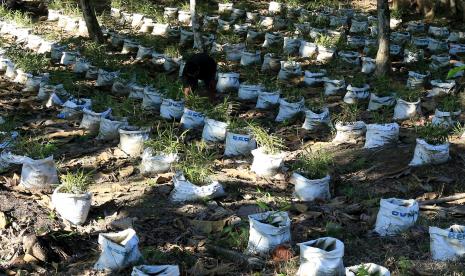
[94,229,142,271]
[339,51,360,65]
[428,26,449,38]
[51,184,92,225]
[361,57,375,74]
[304,70,327,87]
[367,94,396,111]
[169,172,225,202]
[256,90,280,109]
[350,19,368,33]
[180,108,205,129]
[296,237,345,276]
[343,84,370,104]
[223,43,245,62]
[80,108,112,135]
[216,72,240,93]
[290,173,330,202]
[364,123,399,149]
[317,47,335,63]
[251,148,285,177]
[224,132,256,156]
[278,61,302,81]
[333,121,367,144]
[429,225,465,261]
[247,211,291,255]
[393,98,420,120]
[263,32,283,48]
[299,41,317,58]
[97,116,129,141]
[429,80,456,96]
[60,51,77,65]
[160,99,185,120]
[142,86,163,111]
[2,154,58,189]
[140,148,177,175]
[240,50,261,66]
[132,265,180,276]
[261,53,281,72]
[275,98,304,122]
[409,138,449,166]
[96,69,120,87]
[432,109,460,127]
[238,84,262,101]
[118,127,150,157]
[302,108,331,130]
[202,118,228,142]
[324,79,346,96]
[136,45,153,60]
[345,263,390,276]
[283,37,301,56]
[374,198,419,236]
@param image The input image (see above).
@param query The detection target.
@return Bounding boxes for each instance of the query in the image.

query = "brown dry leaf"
[118,166,134,179]
[2,174,20,187]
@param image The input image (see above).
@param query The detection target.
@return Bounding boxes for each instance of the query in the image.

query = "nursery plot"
[1,0,465,275]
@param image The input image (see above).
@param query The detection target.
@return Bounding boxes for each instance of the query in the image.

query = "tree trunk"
[375,0,391,76]
[80,0,104,44]
[190,0,203,51]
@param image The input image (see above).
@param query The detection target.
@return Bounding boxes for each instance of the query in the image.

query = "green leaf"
[447,65,465,79]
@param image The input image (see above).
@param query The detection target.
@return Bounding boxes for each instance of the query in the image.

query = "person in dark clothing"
[182,53,217,100]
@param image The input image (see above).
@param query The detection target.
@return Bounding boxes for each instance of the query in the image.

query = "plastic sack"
[374,198,419,236]
[406,71,428,89]
[94,229,142,271]
[47,9,61,21]
[361,57,375,74]
[224,132,256,156]
[324,79,346,96]
[122,39,139,54]
[128,83,145,99]
[404,49,424,64]
[302,108,331,130]
[110,33,124,48]
[216,72,240,93]
[432,109,460,127]
[51,184,92,225]
[389,44,402,56]
[238,84,262,101]
[139,19,154,33]
[2,153,58,189]
[330,15,348,28]
[85,66,99,80]
[429,225,465,261]
[283,37,301,56]
[346,263,390,276]
[391,31,411,45]
[224,43,245,62]
[333,121,367,144]
[13,69,31,85]
[275,98,304,122]
[246,30,263,44]
[409,138,449,166]
[412,36,429,48]
[164,7,178,21]
[73,57,90,73]
[170,172,225,202]
[202,118,228,142]
[393,98,420,120]
[118,127,150,157]
[132,265,180,276]
[251,148,285,177]
[430,54,450,70]
[140,148,177,175]
[261,53,282,72]
[26,34,43,51]
[339,51,360,65]
[96,69,119,87]
[296,237,345,276]
[80,108,112,135]
[343,84,370,104]
[256,90,280,109]
[290,173,330,202]
[429,80,456,97]
[350,19,368,33]
[260,16,274,30]
[142,86,163,111]
[178,11,191,26]
[316,47,335,63]
[278,61,302,81]
[97,116,129,141]
[427,38,449,53]
[364,123,399,149]
[180,108,205,129]
[58,98,91,120]
[136,45,152,60]
[247,211,291,255]
[23,76,43,92]
[299,41,317,58]
[240,50,261,66]
[217,19,232,32]
[268,1,283,14]
[304,70,326,87]
[5,62,16,80]
[429,26,449,38]
[152,23,169,37]
[263,32,283,48]
[179,29,194,46]
[406,21,424,33]
[160,99,185,120]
